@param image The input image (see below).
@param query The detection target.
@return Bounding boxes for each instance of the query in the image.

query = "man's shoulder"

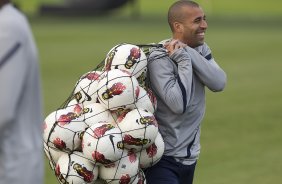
[148,48,168,64]
[147,40,169,61]
[0,4,28,33]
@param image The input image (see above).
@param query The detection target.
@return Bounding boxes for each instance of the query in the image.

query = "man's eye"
[194,18,201,23]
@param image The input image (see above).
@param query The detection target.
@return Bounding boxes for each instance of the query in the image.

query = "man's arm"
[184,44,227,92]
[148,47,193,114]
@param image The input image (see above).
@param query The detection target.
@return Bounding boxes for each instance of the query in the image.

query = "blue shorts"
[144,156,197,184]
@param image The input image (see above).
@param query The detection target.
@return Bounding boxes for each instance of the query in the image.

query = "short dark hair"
[168,0,199,32]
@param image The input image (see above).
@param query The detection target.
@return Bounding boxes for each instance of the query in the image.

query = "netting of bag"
[43,43,167,184]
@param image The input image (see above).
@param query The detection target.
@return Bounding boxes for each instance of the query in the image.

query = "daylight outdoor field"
[13,0,282,183]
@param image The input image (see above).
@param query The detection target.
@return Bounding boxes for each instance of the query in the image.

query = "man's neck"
[172,34,191,47]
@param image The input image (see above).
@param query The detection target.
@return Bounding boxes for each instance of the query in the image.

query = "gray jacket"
[148,41,226,164]
[0,4,44,183]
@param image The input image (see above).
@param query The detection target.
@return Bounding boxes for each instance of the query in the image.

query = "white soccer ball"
[117,108,159,151]
[135,87,157,114]
[82,122,124,165]
[99,150,139,184]
[97,69,140,111]
[82,103,114,127]
[104,44,147,78]
[55,152,99,184]
[43,107,86,152]
[73,70,102,106]
[138,132,165,169]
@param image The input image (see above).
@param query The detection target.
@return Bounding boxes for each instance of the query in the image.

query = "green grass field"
[15,0,282,183]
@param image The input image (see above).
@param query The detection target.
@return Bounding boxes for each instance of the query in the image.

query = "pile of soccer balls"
[43,43,164,184]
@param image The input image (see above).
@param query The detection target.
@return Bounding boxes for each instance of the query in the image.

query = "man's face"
[179,6,208,48]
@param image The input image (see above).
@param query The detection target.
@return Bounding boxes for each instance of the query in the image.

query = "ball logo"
[92,151,114,166]
[146,143,157,158]
[102,82,126,100]
[57,104,82,126]
[82,72,100,81]
[73,163,94,182]
[93,124,115,139]
[58,112,78,126]
[117,141,125,150]
[74,91,83,101]
[120,174,131,184]
[78,131,85,141]
[123,134,150,146]
[53,137,66,150]
[139,116,158,127]
[127,150,137,163]
[125,47,141,69]
[73,104,83,114]
[75,87,92,102]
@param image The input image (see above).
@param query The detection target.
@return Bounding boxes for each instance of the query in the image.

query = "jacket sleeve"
[0,23,27,130]
[148,47,193,114]
[184,44,227,92]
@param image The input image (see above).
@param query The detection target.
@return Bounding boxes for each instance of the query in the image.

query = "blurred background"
[11,0,282,183]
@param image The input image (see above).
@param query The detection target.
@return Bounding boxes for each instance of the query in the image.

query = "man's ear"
[173,22,183,33]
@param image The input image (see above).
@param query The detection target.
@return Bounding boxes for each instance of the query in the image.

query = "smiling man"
[145,1,227,184]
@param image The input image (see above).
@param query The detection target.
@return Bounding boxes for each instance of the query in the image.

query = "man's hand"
[164,39,187,56]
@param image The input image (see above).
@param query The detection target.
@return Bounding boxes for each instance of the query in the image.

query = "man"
[0,1,44,183]
[145,1,227,184]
